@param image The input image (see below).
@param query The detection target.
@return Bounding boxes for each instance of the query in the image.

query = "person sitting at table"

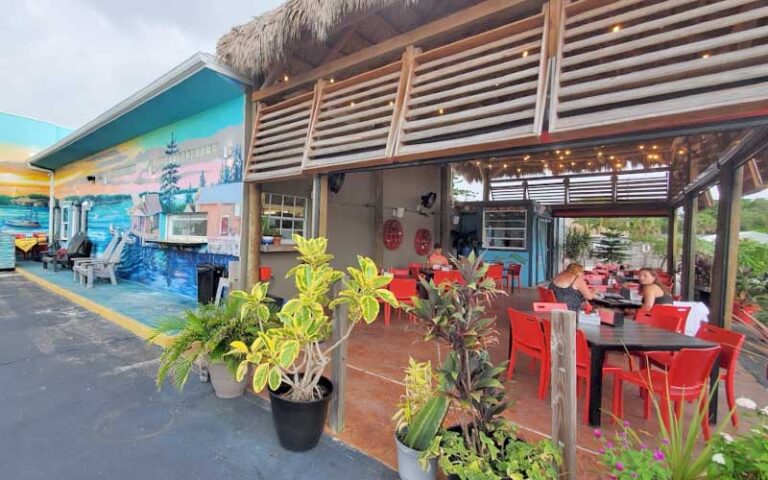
[638,267,673,309]
[549,263,595,312]
[427,243,450,267]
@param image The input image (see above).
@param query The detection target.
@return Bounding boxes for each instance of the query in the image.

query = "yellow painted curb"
[16,267,172,347]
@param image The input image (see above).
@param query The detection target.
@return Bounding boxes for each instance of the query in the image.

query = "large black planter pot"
[268,376,334,452]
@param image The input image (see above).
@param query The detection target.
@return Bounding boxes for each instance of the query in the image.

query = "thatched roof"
[216,0,418,78]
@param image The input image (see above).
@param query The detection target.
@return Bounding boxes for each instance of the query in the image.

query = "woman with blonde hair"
[637,267,673,310]
[549,263,595,312]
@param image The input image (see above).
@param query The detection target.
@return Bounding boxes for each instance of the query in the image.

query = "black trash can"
[197,263,225,304]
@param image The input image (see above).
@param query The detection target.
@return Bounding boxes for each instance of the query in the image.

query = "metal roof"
[28,52,252,171]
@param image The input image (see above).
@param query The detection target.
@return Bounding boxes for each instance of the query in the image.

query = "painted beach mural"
[0,112,71,235]
[55,97,245,298]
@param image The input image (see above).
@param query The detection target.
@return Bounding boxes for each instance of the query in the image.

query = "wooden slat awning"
[244,0,768,183]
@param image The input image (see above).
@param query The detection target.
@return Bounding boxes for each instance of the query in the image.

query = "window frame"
[261,192,308,244]
[482,207,528,251]
[219,215,230,237]
[166,213,208,242]
[60,205,70,241]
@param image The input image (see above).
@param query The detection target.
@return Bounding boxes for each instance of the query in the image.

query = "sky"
[0,0,283,129]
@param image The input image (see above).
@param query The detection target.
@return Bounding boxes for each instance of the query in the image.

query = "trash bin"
[197,263,225,304]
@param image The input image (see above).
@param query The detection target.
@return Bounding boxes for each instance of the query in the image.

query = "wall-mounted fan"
[417,192,437,216]
[328,173,345,194]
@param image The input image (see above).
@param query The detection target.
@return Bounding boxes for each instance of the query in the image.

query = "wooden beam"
[252,0,532,102]
[666,210,676,281]
[680,193,697,301]
[319,174,330,237]
[551,309,577,480]
[709,166,743,329]
[747,157,764,190]
[328,282,349,433]
[481,166,491,201]
[373,172,384,265]
[247,182,262,287]
[440,164,452,246]
[387,46,418,157]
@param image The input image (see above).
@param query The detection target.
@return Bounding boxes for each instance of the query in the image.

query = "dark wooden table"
[590,294,642,310]
[520,312,720,427]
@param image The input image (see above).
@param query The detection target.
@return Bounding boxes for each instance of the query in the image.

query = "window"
[60,205,70,240]
[262,193,307,242]
[219,215,230,236]
[167,213,208,242]
[483,208,527,250]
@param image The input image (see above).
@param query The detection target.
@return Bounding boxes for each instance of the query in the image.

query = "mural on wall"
[55,97,245,297]
[0,113,71,235]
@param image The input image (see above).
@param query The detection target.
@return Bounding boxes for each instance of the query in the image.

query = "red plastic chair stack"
[532,302,568,312]
[384,278,418,326]
[507,308,549,400]
[505,264,522,292]
[646,323,745,427]
[612,346,721,439]
[537,286,557,303]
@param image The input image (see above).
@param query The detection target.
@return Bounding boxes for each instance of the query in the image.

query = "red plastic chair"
[532,302,568,312]
[537,286,557,303]
[613,346,721,439]
[507,308,549,400]
[634,310,684,334]
[408,262,423,280]
[485,263,504,288]
[388,267,411,279]
[258,266,272,282]
[646,323,745,427]
[651,305,690,334]
[384,278,418,326]
[574,328,623,424]
[505,264,522,292]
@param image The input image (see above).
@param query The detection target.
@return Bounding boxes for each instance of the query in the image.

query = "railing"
[490,169,669,205]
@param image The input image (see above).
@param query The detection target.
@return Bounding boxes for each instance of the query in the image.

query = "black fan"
[328,173,345,194]
[420,192,437,209]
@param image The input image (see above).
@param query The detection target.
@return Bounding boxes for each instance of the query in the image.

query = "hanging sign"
[414,228,432,256]
[383,219,404,250]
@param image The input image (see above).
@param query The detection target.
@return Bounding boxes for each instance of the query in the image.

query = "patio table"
[590,294,642,310]
[522,312,720,427]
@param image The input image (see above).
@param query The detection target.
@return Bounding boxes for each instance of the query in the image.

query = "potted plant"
[229,235,397,451]
[393,358,448,480]
[149,290,272,398]
[261,218,275,245]
[409,253,561,479]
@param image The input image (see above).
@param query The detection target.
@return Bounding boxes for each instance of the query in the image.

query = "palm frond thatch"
[216,0,419,77]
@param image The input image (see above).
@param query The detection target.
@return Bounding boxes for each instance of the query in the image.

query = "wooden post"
[247,183,262,287]
[666,210,676,281]
[481,166,491,202]
[710,166,743,329]
[310,174,329,238]
[550,309,577,480]
[440,165,453,247]
[680,194,698,301]
[328,282,349,433]
[373,172,384,265]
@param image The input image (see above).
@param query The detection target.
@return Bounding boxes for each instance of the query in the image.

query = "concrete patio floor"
[0,271,397,480]
[9,263,768,479]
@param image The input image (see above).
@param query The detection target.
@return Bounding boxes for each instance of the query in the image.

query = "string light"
[609,155,616,160]
[389,101,394,106]
[587,161,592,166]
[678,149,686,155]
[524,155,530,161]
[701,53,710,59]
[612,25,621,32]
[329,78,335,84]
[522,50,529,58]
[597,151,604,157]
[639,145,645,150]
[565,150,571,155]
[517,167,522,173]
[350,101,356,106]
[570,161,576,166]
[475,161,481,165]
[438,108,444,115]
[503,163,508,168]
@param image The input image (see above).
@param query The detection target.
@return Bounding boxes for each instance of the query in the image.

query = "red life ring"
[414,229,432,256]
[383,219,404,250]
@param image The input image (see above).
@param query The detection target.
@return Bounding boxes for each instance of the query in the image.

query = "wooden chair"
[71,235,119,282]
[73,234,128,288]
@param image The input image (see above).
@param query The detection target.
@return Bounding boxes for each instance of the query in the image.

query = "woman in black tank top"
[549,263,595,312]
[638,268,673,310]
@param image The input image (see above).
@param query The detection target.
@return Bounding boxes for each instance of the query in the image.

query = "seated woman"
[549,263,595,312]
[637,267,673,309]
[427,243,450,267]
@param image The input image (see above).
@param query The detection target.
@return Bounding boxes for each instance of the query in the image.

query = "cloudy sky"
[1,0,283,129]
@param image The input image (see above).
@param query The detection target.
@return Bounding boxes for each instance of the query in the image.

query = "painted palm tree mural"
[53,97,246,297]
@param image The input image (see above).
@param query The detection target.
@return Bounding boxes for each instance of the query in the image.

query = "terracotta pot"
[208,362,247,399]
[273,236,282,247]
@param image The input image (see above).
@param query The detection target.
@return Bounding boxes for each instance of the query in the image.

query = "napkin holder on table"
[598,308,624,327]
